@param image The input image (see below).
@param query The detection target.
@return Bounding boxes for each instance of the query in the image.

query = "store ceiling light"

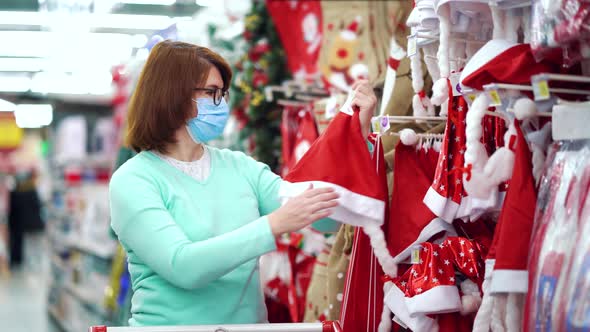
[14,104,53,128]
[0,58,45,72]
[0,11,190,31]
[0,99,16,112]
[195,0,217,6]
[0,75,31,93]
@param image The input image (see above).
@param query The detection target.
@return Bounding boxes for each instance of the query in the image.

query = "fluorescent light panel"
[0,11,189,31]
[0,99,16,112]
[14,104,53,128]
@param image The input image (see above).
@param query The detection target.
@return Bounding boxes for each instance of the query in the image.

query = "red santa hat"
[460,41,558,91]
[280,93,397,330]
[341,16,361,41]
[489,119,536,294]
[389,140,456,264]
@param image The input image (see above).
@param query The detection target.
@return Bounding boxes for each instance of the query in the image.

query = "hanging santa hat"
[279,91,397,330]
[486,119,537,325]
[460,41,560,91]
[388,138,456,264]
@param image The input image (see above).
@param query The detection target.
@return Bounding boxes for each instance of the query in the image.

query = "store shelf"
[67,238,116,260]
[64,283,108,318]
[48,306,74,332]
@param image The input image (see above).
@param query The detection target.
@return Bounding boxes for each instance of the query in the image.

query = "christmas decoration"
[229,1,290,171]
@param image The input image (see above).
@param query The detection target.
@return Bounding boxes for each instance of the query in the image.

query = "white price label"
[407,35,417,57]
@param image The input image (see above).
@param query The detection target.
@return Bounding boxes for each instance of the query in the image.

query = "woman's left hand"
[351,80,378,138]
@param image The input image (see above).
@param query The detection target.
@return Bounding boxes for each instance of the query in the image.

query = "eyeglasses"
[193,88,230,106]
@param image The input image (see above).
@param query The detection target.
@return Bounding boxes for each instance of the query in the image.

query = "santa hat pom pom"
[461,294,483,315]
[400,129,418,146]
[430,78,449,106]
[460,279,482,314]
[513,98,537,120]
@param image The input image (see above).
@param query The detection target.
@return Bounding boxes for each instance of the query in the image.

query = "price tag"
[339,90,356,116]
[449,72,462,97]
[407,35,417,57]
[325,95,338,119]
[411,246,421,264]
[487,89,502,107]
[264,86,273,102]
[533,79,550,101]
[371,117,381,134]
[379,115,390,134]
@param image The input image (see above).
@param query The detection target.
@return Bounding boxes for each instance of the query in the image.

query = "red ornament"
[358,52,365,60]
[252,70,269,88]
[244,30,252,41]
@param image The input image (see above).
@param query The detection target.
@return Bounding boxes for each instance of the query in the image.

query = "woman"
[109,40,377,326]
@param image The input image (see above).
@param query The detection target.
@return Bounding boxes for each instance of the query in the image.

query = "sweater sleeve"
[240,153,283,216]
[109,168,277,290]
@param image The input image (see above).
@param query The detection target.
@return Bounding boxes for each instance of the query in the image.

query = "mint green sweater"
[109,148,281,326]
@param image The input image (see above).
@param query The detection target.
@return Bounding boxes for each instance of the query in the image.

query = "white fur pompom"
[430,78,449,106]
[400,129,418,146]
[483,147,516,184]
[461,294,483,315]
[513,98,537,120]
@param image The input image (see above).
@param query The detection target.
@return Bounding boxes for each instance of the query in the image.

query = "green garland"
[230,0,290,172]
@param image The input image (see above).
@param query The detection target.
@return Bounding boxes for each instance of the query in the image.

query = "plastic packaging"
[530,0,590,67]
[525,140,590,331]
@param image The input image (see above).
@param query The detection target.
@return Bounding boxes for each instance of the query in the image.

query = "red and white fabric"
[280,110,386,229]
[489,120,537,294]
[279,96,396,331]
[388,140,456,264]
[266,1,323,81]
[385,237,487,331]
[280,106,319,177]
[424,78,468,223]
[339,133,391,332]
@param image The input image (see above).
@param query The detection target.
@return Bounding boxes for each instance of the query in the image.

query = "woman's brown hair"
[125,40,232,153]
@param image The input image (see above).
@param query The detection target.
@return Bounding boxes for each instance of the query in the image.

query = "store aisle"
[0,238,59,332]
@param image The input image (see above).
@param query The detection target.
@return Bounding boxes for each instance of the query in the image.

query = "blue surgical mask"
[186,97,230,143]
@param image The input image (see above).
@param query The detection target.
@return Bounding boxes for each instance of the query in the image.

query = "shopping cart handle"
[89,321,342,332]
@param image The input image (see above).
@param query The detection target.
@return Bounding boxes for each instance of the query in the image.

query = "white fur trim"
[513,98,537,120]
[340,30,357,41]
[490,269,528,293]
[278,181,385,227]
[406,285,463,316]
[378,282,394,332]
[384,284,439,332]
[411,50,424,93]
[485,259,496,280]
[431,78,450,106]
[393,217,457,263]
[423,186,460,222]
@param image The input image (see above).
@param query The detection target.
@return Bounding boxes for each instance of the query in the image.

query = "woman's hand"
[351,80,378,138]
[268,185,339,237]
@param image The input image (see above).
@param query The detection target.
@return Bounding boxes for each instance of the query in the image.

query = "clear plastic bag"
[531,0,590,67]
[525,141,590,331]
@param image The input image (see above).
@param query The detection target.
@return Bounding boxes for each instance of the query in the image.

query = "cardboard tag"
[449,72,462,97]
[407,35,417,57]
[264,86,273,102]
[533,79,550,101]
[325,95,338,119]
[371,117,381,134]
[487,89,502,107]
[339,90,356,116]
[379,115,390,134]
[411,246,421,264]
[393,316,409,329]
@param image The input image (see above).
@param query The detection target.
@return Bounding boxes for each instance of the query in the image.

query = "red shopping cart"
[89,321,342,332]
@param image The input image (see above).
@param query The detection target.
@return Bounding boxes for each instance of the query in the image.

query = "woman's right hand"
[268,185,339,237]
